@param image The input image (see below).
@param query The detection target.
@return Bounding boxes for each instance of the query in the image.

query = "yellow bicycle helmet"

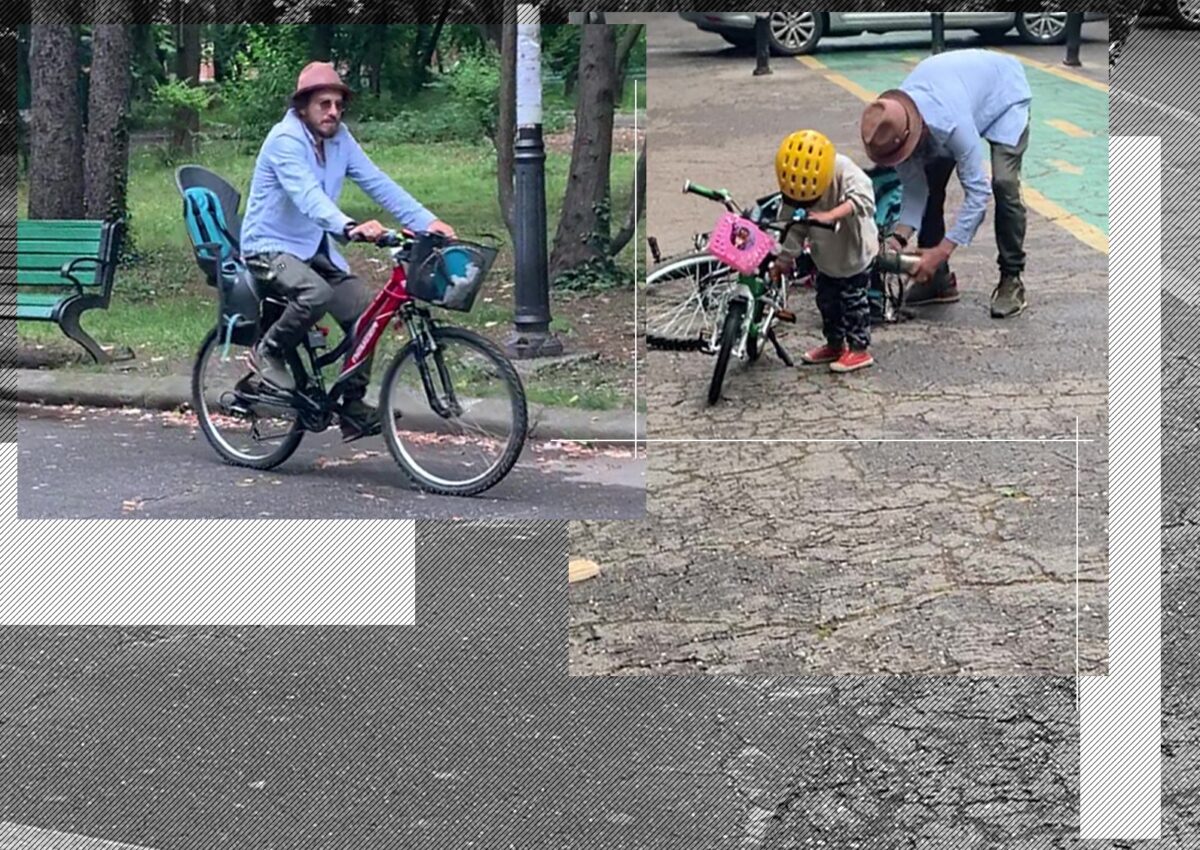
[775,130,836,203]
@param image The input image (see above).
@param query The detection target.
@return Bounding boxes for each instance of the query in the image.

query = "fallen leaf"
[569,558,601,584]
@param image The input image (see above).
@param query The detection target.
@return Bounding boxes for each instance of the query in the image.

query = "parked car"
[679,11,1107,56]
[1152,1,1200,26]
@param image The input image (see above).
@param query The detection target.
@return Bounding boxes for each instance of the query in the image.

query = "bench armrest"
[60,256,104,296]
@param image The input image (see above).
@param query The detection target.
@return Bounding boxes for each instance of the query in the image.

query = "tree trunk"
[310,21,334,61]
[421,6,450,69]
[495,20,516,238]
[477,24,502,51]
[548,24,616,280]
[614,24,643,103]
[84,24,134,224]
[29,24,85,219]
[408,24,429,92]
[171,21,201,155]
[367,31,385,95]
[609,142,645,256]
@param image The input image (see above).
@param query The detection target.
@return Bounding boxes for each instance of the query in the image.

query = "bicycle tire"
[379,325,528,497]
[191,327,305,470]
[645,252,736,351]
[709,299,746,406]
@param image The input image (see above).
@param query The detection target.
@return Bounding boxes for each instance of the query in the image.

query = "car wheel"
[766,11,824,56]
[1166,0,1200,27]
[1015,12,1069,44]
[973,26,1009,44]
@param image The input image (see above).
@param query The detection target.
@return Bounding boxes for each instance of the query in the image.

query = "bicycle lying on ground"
[646,179,917,405]
[191,229,528,497]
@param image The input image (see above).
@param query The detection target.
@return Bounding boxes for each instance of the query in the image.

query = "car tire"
[1166,0,1200,27]
[1015,12,1069,44]
[973,26,1009,44]
[766,11,825,56]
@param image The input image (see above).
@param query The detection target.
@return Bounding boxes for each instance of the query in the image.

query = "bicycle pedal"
[340,422,382,443]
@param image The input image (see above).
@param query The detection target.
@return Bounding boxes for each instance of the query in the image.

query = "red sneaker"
[801,343,845,364]
[830,348,874,373]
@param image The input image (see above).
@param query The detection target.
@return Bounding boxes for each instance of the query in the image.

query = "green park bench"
[6,218,126,363]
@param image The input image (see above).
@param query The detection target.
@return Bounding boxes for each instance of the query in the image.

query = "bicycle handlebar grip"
[683,180,723,202]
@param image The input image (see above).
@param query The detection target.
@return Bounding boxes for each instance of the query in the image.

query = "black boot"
[339,398,382,442]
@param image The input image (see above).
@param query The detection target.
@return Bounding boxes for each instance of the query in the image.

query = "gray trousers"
[917,122,1030,276]
[251,249,374,402]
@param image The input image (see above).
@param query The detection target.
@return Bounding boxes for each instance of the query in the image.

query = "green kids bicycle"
[647,180,835,405]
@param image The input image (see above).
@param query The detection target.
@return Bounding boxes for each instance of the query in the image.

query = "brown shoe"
[904,271,959,306]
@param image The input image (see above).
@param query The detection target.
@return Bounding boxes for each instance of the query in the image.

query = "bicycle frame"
[335,259,418,388]
[709,270,784,360]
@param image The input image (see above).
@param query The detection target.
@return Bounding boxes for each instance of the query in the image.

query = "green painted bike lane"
[809,50,1108,235]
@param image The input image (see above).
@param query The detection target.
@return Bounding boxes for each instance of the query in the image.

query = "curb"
[11,369,643,444]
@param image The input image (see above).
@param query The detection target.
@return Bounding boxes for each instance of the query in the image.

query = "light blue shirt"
[240,109,437,272]
[894,49,1032,247]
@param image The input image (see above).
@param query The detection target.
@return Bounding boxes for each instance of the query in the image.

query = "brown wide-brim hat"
[292,61,354,104]
[860,89,923,167]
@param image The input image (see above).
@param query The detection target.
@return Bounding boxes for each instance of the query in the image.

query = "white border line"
[634,78,640,454]
[1078,134,1161,839]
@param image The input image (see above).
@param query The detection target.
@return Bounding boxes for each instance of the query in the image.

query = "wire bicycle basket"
[406,233,500,312]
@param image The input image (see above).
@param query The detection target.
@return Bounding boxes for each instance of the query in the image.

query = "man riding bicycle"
[240,61,456,441]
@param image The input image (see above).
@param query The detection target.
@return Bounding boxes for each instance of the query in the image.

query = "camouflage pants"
[816,270,871,351]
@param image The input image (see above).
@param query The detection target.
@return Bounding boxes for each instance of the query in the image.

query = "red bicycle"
[191,229,528,497]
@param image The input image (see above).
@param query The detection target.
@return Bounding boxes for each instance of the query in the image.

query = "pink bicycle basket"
[705,212,777,275]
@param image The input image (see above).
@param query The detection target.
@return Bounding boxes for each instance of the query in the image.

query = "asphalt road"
[16,404,644,520]
[572,16,1111,677]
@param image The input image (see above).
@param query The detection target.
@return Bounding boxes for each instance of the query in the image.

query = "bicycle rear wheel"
[191,327,304,469]
[379,326,527,497]
[644,252,737,351]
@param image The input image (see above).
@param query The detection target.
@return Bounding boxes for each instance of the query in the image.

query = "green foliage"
[214,25,308,135]
[553,256,631,292]
[151,77,214,114]
[542,25,581,83]
[444,49,500,139]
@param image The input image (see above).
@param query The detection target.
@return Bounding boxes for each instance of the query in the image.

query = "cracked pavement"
[571,18,1109,677]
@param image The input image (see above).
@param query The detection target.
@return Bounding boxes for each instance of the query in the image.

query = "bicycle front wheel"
[191,327,305,469]
[379,326,528,497]
[709,298,747,406]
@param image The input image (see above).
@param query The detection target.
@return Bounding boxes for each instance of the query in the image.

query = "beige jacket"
[778,153,878,279]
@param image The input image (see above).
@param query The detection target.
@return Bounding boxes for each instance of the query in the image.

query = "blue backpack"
[182,185,239,268]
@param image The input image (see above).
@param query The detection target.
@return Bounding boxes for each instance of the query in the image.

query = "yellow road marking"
[994,47,1109,93]
[796,55,882,102]
[1050,158,1084,175]
[1046,118,1093,138]
[1022,185,1108,254]
[795,52,1107,255]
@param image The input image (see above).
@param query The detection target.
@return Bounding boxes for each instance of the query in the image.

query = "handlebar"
[683,180,737,212]
[340,227,415,249]
[682,179,836,234]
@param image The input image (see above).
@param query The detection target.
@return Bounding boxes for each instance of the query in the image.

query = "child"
[774,129,879,372]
